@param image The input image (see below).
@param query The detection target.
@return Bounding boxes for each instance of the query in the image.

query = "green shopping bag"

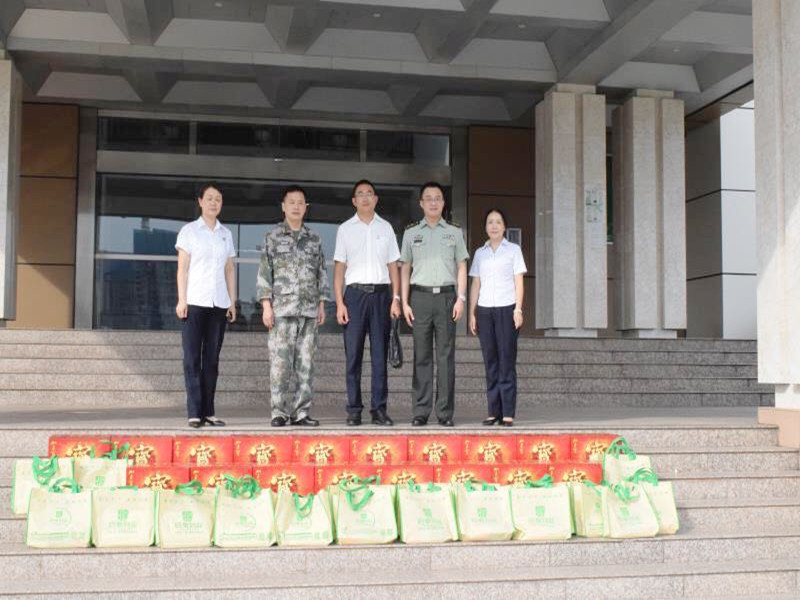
[214,475,276,548]
[275,488,333,547]
[26,477,91,548]
[74,442,129,490]
[606,482,660,539]
[570,481,609,538]
[603,437,653,485]
[331,477,397,545]
[92,486,155,547]
[510,475,572,541]
[454,481,514,541]
[397,481,458,544]
[11,456,73,515]
[625,469,680,535]
[156,480,214,548]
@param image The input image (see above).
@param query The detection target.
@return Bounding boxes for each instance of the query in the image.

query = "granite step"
[0,358,758,380]
[2,528,800,582]
[0,557,796,598]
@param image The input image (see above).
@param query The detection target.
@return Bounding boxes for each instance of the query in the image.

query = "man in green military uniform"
[257,184,329,427]
[400,181,469,427]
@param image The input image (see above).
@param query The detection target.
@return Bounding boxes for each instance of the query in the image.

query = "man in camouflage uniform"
[257,184,330,427]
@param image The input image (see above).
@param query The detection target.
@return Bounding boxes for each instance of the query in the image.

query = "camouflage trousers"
[268,316,318,419]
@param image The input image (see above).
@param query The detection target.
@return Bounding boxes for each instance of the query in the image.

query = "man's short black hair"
[419,181,446,199]
[282,184,307,201]
[352,179,377,198]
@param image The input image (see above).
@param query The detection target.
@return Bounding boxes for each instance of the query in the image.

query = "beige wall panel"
[18,177,76,264]
[468,126,533,196]
[21,104,78,178]
[10,264,74,329]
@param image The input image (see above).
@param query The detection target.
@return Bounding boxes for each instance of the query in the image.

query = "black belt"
[411,285,455,294]
[349,283,390,293]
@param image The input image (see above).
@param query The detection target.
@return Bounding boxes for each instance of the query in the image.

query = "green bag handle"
[232,476,261,500]
[605,437,637,460]
[111,486,139,491]
[611,483,640,503]
[345,486,374,511]
[175,480,203,496]
[292,493,314,519]
[32,456,59,486]
[101,441,130,461]
[49,477,81,494]
[626,468,659,486]
[464,480,496,492]
[408,481,442,493]
[524,474,554,489]
[337,475,380,491]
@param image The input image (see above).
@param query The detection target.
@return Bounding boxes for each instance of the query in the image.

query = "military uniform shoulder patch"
[405,221,419,230]
[449,221,461,229]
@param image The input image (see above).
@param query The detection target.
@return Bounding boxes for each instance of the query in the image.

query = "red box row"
[48,433,619,467]
[126,461,603,495]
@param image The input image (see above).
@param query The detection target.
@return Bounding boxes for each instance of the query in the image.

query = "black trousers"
[182,305,228,419]
[343,286,391,415]
[476,304,519,419]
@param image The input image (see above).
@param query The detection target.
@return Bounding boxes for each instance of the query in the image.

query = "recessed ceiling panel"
[328,6,422,33]
[163,80,270,107]
[451,39,555,72]
[294,86,397,114]
[39,72,141,101]
[308,29,427,62]
[662,11,752,51]
[420,95,510,121]
[491,0,609,22]
[171,0,267,23]
[11,8,128,43]
[601,61,700,93]
[156,18,280,52]
[23,0,106,11]
[321,0,463,11]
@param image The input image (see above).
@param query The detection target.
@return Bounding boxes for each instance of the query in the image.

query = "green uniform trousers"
[410,289,456,420]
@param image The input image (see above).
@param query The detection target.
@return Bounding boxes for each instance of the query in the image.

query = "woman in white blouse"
[468,209,527,427]
[175,183,237,428]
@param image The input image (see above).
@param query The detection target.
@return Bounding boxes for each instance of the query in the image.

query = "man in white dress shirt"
[333,179,402,426]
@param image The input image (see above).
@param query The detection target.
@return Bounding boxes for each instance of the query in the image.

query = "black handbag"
[388,317,403,369]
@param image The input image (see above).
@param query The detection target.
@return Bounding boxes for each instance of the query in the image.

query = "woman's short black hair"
[282,184,307,201]
[484,207,508,229]
[352,179,377,198]
[198,182,222,198]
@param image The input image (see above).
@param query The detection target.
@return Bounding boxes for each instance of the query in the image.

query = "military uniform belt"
[349,283,390,293]
[411,284,455,294]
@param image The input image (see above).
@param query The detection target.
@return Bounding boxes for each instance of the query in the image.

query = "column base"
[759,407,800,448]
[543,328,598,338]
[620,329,678,339]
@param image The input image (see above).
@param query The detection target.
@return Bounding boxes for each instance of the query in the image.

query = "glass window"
[367,131,450,165]
[98,117,189,153]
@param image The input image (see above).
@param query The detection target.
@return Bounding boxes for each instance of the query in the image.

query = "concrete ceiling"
[1,0,753,124]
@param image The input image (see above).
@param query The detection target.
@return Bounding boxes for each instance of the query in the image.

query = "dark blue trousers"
[343,286,391,415]
[182,305,228,419]
[476,304,519,419]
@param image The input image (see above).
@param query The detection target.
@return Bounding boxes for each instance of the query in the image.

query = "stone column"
[612,89,686,338]
[753,1,800,424]
[0,57,21,320]
[534,83,607,337]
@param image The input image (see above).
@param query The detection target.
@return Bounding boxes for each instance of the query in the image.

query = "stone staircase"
[1,330,798,598]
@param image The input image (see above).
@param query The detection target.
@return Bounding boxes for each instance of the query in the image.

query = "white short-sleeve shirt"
[468,238,527,307]
[333,213,401,285]
[175,217,236,308]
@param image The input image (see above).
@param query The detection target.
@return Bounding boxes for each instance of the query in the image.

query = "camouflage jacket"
[256,221,330,318]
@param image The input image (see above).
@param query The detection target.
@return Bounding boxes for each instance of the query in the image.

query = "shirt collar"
[482,237,510,249]
[279,220,308,237]
[195,217,222,232]
[421,218,446,229]
[349,212,385,226]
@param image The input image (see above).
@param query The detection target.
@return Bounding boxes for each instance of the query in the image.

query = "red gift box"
[462,435,516,464]
[516,434,571,464]
[253,465,315,495]
[190,465,253,488]
[374,464,434,486]
[293,436,350,465]
[232,436,293,466]
[407,435,462,464]
[111,436,173,466]
[314,465,380,492]
[433,464,495,485]
[550,462,603,484]
[494,464,552,487]
[127,466,190,490]
[570,434,619,463]
[48,436,112,459]
[350,435,408,465]
[173,436,234,466]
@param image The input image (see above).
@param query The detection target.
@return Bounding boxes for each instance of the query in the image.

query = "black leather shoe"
[482,416,501,426]
[411,417,427,427]
[271,416,288,427]
[438,418,455,427]
[346,414,362,426]
[372,410,394,426]
[499,420,514,427]
[292,416,320,427]
[203,416,225,427]
[188,418,203,428]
